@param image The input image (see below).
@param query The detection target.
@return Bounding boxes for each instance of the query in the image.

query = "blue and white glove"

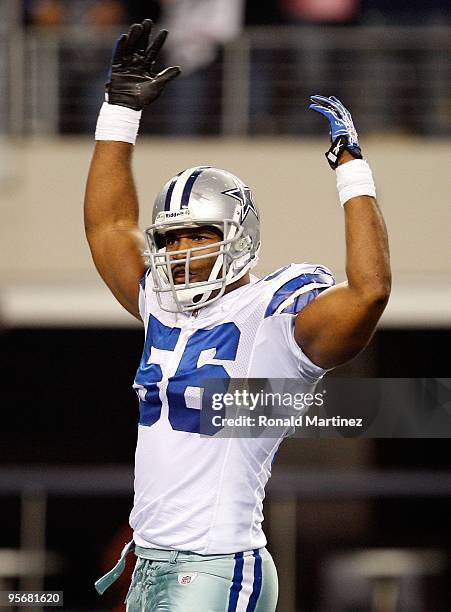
[309,95,363,170]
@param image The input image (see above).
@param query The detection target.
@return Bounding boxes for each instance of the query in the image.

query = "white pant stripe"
[236,554,256,611]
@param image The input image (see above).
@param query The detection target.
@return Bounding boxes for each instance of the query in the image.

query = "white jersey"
[130,263,334,554]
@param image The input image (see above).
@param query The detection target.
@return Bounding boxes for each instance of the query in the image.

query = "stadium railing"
[1,25,451,136]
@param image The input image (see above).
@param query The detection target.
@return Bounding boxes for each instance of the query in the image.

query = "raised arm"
[84,19,180,319]
[294,96,391,368]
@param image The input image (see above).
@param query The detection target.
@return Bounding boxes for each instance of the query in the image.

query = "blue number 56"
[134,315,240,434]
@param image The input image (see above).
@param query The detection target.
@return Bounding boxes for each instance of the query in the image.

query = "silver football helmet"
[144,166,261,313]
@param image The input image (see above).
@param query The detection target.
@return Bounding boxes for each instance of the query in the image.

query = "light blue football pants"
[95,540,278,612]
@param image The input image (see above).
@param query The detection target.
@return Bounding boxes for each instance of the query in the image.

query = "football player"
[87,20,391,612]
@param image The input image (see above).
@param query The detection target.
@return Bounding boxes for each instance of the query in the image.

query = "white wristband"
[335,159,376,207]
[95,102,142,145]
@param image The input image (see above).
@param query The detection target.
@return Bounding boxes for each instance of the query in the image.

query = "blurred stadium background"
[1,0,451,610]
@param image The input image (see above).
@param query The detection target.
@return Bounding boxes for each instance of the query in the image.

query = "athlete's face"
[164,226,223,284]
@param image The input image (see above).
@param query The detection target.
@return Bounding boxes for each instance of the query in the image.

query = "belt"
[134,545,255,562]
[94,541,194,595]
[95,540,135,595]
[95,540,260,596]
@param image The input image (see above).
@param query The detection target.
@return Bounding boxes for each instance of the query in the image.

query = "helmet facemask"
[145,218,253,313]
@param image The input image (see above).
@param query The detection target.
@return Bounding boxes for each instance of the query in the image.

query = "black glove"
[106,19,181,111]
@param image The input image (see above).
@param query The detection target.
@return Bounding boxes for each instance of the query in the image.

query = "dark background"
[1,327,450,610]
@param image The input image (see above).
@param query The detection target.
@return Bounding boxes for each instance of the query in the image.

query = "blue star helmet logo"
[222,186,259,223]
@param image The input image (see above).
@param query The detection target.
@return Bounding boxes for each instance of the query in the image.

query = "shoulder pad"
[264,263,334,318]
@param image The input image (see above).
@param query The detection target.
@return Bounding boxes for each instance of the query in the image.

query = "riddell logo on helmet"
[157,210,190,220]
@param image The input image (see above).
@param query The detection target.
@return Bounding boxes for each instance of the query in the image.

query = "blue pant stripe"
[246,549,263,611]
[227,552,244,612]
